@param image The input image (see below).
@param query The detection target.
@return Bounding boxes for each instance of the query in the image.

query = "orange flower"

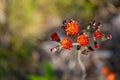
[65,20,80,36]
[60,38,72,50]
[107,73,116,80]
[101,67,110,75]
[94,30,103,39]
[77,34,89,46]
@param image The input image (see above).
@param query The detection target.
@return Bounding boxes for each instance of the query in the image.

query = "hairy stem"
[72,43,79,46]
[78,50,86,80]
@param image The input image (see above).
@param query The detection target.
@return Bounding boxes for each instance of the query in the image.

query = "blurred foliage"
[0,0,119,80]
[28,63,56,80]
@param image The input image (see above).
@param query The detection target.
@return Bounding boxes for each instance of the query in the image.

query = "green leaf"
[45,63,54,79]
[28,75,48,80]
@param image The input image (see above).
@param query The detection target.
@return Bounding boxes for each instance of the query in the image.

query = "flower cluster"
[50,19,112,55]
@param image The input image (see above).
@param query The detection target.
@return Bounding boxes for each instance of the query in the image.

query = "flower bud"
[107,34,112,40]
[88,46,94,51]
[50,48,57,54]
[76,45,81,50]
[62,20,67,24]
[94,42,100,48]
[50,32,60,42]
[81,49,89,55]
[98,22,102,28]
[92,20,96,26]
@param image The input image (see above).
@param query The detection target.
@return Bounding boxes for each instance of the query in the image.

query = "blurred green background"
[0,0,120,80]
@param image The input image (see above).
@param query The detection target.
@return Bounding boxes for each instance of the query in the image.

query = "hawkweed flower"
[77,34,89,46]
[94,30,103,39]
[101,67,110,76]
[60,38,72,50]
[107,73,116,80]
[64,20,80,36]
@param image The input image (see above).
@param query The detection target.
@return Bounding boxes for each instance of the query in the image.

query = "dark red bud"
[62,20,67,24]
[95,43,100,48]
[79,32,84,35]
[94,41,100,48]
[69,19,74,22]
[88,46,94,51]
[50,32,60,42]
[61,26,65,30]
[107,34,112,40]
[94,41,97,44]
[92,20,96,26]
[98,22,102,28]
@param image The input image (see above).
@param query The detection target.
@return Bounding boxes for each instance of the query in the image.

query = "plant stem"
[72,43,79,46]
[78,50,86,80]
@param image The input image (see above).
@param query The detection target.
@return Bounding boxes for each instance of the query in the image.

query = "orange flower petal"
[60,38,72,50]
[77,34,89,46]
[101,67,110,75]
[107,73,116,80]
[65,20,80,36]
[94,30,103,39]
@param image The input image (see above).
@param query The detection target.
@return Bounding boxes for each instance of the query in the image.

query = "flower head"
[101,67,110,75]
[60,38,72,50]
[107,73,116,80]
[65,20,80,36]
[50,32,60,42]
[77,34,89,46]
[94,30,103,39]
